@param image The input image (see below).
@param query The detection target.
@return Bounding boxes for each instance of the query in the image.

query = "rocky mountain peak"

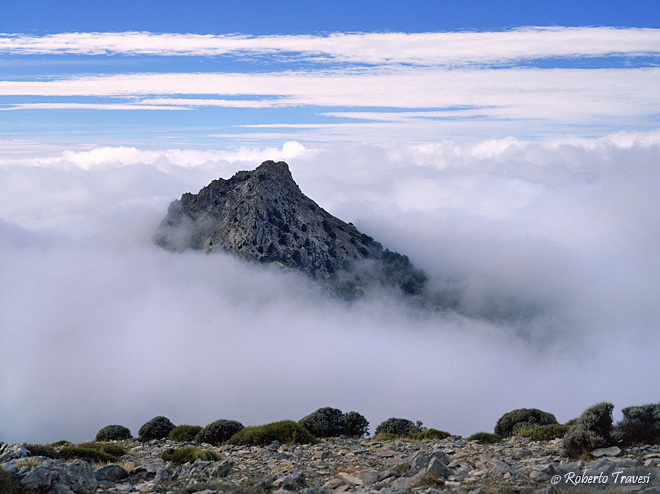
[155,160,427,299]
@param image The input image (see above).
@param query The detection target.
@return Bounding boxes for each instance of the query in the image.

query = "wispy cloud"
[2,27,660,66]
[2,68,658,128]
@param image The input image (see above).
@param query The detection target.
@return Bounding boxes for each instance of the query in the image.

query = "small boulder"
[95,464,129,482]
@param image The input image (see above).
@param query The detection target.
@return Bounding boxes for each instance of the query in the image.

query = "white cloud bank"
[1,27,660,66]
[1,132,660,443]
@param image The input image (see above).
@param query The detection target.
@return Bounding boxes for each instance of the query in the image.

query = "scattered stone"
[4,435,660,494]
[591,446,622,457]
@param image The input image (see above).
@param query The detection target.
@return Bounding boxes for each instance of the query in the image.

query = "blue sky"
[3,1,660,443]
[1,0,660,156]
[2,0,659,34]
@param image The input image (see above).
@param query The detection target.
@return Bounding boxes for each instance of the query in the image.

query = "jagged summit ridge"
[155,160,427,298]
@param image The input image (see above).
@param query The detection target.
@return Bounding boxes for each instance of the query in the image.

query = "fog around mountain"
[1,134,659,443]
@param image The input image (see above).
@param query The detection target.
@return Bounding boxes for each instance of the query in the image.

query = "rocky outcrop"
[155,160,427,299]
[0,442,29,462]
[2,457,98,494]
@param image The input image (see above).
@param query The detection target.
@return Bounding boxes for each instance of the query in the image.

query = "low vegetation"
[58,447,120,464]
[0,467,26,494]
[161,447,219,465]
[13,401,660,458]
[467,432,502,444]
[20,442,126,463]
[227,420,317,446]
[517,424,570,441]
[22,444,58,459]
[169,425,203,443]
[409,428,451,441]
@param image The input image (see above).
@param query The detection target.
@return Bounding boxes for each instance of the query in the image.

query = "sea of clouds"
[2,132,660,443]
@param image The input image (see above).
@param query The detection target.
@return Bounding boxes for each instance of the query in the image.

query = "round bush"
[138,416,176,441]
[196,419,244,445]
[299,407,343,438]
[341,411,369,437]
[563,402,614,458]
[494,408,558,437]
[375,418,419,437]
[95,425,132,442]
[169,425,203,442]
[614,403,660,446]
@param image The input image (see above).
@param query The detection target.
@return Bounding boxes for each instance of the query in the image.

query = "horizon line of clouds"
[4,129,660,170]
[1,27,660,66]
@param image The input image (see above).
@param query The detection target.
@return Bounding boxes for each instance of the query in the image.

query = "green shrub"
[169,425,203,442]
[374,418,422,437]
[467,432,502,444]
[161,447,219,465]
[341,411,369,437]
[299,408,343,438]
[298,408,369,438]
[49,441,74,448]
[373,432,399,441]
[78,442,126,458]
[517,424,570,441]
[95,425,132,441]
[227,420,317,446]
[58,447,119,464]
[409,428,451,441]
[100,443,126,458]
[614,403,660,446]
[196,420,244,446]
[563,402,614,459]
[138,416,176,441]
[494,408,558,438]
[22,444,58,459]
[0,467,27,494]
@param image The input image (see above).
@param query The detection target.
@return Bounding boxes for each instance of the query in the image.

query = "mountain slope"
[155,160,427,299]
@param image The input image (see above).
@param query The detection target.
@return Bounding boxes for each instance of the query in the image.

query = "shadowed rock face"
[155,160,427,299]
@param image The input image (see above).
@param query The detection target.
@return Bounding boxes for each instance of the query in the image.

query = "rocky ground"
[3,436,660,494]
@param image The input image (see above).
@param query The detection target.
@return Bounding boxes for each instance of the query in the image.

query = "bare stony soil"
[5,436,660,494]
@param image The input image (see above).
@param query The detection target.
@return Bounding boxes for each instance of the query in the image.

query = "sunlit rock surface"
[155,160,427,299]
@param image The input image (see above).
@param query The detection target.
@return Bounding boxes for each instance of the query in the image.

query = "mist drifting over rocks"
[155,159,429,301]
[1,134,660,444]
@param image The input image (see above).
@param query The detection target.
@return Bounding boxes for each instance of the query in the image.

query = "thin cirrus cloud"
[1,27,660,65]
[1,26,659,146]
[2,68,659,112]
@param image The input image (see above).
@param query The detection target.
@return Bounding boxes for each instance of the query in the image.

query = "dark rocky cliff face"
[155,160,427,299]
